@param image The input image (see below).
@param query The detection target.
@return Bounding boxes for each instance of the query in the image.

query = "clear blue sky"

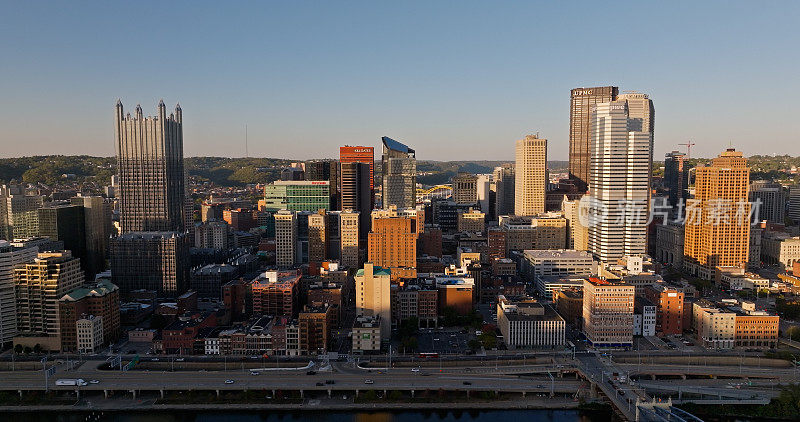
[1,1,799,161]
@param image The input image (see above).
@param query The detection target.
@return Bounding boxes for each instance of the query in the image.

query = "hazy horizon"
[1,2,799,161]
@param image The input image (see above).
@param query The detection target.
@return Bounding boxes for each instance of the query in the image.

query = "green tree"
[32,344,42,354]
[13,344,22,354]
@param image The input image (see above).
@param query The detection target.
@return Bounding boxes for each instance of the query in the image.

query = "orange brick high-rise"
[683,149,750,280]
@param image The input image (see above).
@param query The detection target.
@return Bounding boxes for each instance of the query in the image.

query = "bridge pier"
[522,391,526,397]
[104,390,109,398]
[681,374,686,380]
[216,390,220,398]
[383,389,387,399]
[130,390,136,399]
[159,390,164,399]
[300,390,304,398]
[466,390,470,398]
[411,390,414,398]
[327,389,331,398]
[75,389,80,400]
[18,390,22,399]
[355,389,359,398]
[272,389,276,398]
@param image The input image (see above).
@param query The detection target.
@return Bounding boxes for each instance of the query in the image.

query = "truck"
[55,379,88,386]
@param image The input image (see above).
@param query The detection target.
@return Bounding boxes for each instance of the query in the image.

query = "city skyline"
[1,2,799,161]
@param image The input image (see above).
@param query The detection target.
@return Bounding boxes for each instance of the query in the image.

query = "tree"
[13,344,22,354]
[468,339,482,353]
[33,344,42,354]
[23,346,32,354]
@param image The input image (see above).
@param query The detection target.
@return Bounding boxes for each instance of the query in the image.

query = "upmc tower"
[569,86,618,193]
[340,145,374,192]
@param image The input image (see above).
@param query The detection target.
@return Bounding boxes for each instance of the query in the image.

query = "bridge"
[416,184,452,202]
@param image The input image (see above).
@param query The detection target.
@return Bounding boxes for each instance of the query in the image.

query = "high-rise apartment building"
[14,251,84,349]
[493,164,515,217]
[664,151,690,208]
[368,209,418,270]
[115,100,187,233]
[451,173,478,205]
[355,263,391,339]
[110,232,190,296]
[749,181,786,224]
[338,210,360,268]
[684,149,750,279]
[308,211,327,263]
[274,211,297,268]
[586,100,653,262]
[0,241,38,346]
[514,135,547,216]
[381,137,416,209]
[569,86,619,192]
[340,161,372,242]
[582,277,634,348]
[264,181,330,212]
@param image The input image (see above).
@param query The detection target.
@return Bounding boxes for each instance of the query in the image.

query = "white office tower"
[0,241,38,345]
[586,100,653,263]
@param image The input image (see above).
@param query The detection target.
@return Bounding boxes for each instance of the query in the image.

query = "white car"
[411,367,420,373]
[250,371,260,376]
[89,380,100,384]
[364,379,374,384]
[225,379,235,384]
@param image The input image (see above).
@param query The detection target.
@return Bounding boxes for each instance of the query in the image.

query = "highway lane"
[0,367,583,392]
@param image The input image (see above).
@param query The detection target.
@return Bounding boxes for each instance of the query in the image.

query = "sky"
[1,1,799,161]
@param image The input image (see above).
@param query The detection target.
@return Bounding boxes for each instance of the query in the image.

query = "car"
[89,380,100,384]
[463,381,472,385]
[224,380,235,384]
[250,371,260,376]
[618,390,625,396]
[306,370,317,375]
[364,379,374,384]
[151,358,160,361]
[175,358,185,362]
[325,380,335,384]
[316,382,325,386]
[411,367,420,373]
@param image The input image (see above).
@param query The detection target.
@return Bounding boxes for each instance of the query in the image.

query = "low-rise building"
[352,315,382,354]
[553,288,582,326]
[582,278,634,348]
[496,295,565,349]
[435,275,474,315]
[76,315,104,354]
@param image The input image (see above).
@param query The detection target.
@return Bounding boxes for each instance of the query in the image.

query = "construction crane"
[678,141,696,159]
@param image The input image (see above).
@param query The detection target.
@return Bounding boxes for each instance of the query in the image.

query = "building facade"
[381,137,416,209]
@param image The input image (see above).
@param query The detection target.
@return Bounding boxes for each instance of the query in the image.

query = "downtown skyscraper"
[112,101,190,296]
[514,135,547,216]
[115,100,187,233]
[569,86,618,192]
[381,136,416,209]
[586,98,653,263]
